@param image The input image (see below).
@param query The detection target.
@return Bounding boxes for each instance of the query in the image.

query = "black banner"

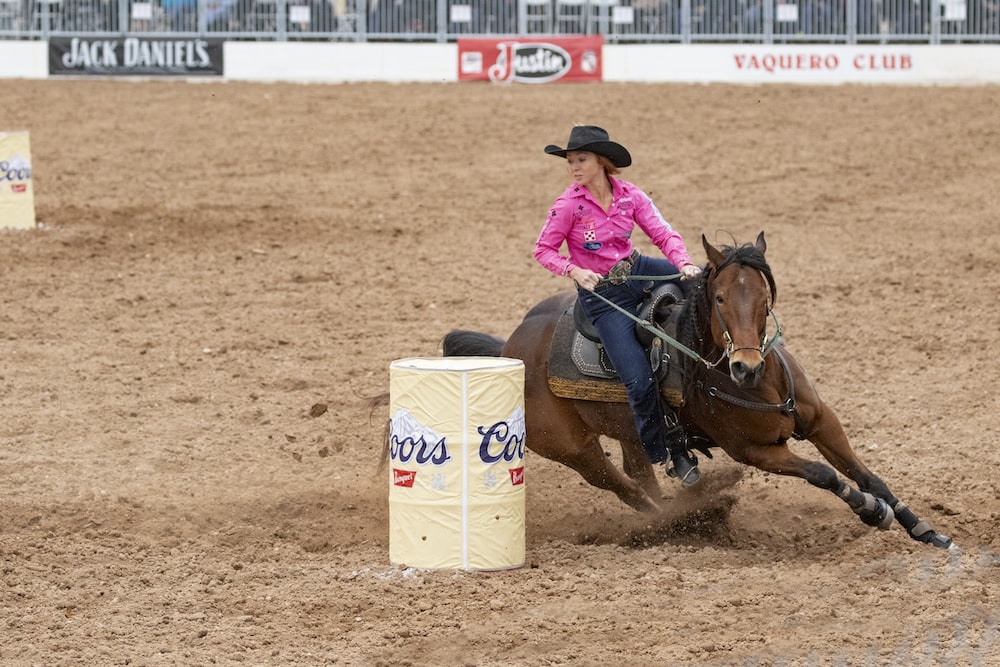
[49,37,224,76]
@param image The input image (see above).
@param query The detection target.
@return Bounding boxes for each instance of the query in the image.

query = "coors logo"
[477,406,526,465]
[388,408,452,466]
[389,406,526,488]
[488,42,573,84]
[0,155,31,184]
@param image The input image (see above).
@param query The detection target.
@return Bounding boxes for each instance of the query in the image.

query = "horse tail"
[442,330,505,357]
[366,393,392,474]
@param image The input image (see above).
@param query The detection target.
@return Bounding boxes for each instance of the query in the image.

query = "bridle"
[699,264,809,438]
[709,266,783,363]
[713,294,784,361]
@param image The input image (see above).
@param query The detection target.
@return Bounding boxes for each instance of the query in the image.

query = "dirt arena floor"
[2,79,999,666]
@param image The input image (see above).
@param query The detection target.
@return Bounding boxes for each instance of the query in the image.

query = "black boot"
[669,447,701,487]
[663,410,701,487]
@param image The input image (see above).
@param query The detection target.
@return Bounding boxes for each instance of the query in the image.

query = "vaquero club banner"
[458,37,603,84]
[49,37,223,77]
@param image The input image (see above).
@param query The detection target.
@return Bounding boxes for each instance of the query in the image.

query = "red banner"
[458,37,603,84]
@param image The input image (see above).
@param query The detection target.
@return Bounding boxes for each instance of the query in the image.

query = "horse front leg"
[807,412,954,549]
[727,441,902,535]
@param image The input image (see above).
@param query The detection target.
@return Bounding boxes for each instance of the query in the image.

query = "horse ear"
[755,231,766,255]
[702,234,725,269]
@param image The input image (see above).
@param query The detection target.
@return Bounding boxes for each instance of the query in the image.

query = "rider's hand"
[680,264,703,280]
[570,267,603,292]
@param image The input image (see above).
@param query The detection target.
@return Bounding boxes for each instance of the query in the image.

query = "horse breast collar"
[695,344,811,440]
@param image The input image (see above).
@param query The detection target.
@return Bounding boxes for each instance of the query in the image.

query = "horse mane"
[712,240,776,305]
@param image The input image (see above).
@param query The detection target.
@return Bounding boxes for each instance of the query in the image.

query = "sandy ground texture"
[1,79,999,666]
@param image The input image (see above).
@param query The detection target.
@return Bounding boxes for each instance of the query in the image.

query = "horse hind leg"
[525,390,663,513]
[558,434,663,514]
[617,431,664,507]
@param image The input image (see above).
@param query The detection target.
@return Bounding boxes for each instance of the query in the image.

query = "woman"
[533,125,703,487]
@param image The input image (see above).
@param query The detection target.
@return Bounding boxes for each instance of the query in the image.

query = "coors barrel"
[388,357,526,570]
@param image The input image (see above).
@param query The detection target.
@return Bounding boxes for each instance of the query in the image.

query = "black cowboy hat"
[544,125,632,168]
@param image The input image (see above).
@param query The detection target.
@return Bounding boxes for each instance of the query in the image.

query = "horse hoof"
[926,532,954,550]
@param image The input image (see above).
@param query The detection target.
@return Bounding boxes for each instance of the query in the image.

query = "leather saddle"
[547,283,686,406]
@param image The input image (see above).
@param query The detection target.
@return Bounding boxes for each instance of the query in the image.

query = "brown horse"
[442,232,953,549]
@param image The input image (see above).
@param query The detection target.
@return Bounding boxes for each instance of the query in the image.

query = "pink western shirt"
[533,177,694,278]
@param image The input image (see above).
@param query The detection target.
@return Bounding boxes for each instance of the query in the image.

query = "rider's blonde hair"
[595,154,621,176]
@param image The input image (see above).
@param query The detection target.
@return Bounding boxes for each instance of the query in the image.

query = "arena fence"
[0,0,997,43]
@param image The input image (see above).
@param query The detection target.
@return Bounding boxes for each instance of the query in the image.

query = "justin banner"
[0,132,36,230]
[458,36,603,83]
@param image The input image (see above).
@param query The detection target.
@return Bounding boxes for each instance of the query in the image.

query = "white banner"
[604,44,1000,84]
[3,41,1000,85]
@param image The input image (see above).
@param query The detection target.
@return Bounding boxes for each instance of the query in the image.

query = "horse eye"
[715,295,724,305]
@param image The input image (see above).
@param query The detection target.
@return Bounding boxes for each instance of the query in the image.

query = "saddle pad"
[547,307,629,403]
[546,305,685,407]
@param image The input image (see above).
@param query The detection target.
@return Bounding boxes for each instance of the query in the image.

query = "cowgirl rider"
[533,125,702,486]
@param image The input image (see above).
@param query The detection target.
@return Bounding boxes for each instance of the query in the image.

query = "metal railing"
[1,0,997,42]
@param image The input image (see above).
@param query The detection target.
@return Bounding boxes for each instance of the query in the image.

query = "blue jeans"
[577,254,681,464]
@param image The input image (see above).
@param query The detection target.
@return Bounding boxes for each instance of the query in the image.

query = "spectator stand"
[0,0,995,42]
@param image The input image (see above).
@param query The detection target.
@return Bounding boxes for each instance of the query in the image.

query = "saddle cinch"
[546,283,687,407]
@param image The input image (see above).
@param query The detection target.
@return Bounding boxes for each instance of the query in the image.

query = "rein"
[586,277,724,369]
[587,272,783,369]
[586,269,805,436]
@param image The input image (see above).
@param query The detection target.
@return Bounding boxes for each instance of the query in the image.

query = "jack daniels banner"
[49,37,224,76]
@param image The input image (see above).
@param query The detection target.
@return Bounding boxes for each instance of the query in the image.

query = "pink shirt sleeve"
[630,186,694,269]
[533,195,576,277]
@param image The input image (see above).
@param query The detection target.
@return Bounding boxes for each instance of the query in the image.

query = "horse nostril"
[731,360,762,386]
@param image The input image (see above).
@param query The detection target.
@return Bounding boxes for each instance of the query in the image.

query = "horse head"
[700,231,777,389]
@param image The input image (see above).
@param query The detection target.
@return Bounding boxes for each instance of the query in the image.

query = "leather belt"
[605,249,640,285]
